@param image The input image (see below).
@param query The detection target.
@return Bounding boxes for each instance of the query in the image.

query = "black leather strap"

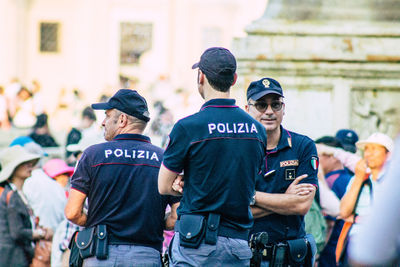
[174,220,249,241]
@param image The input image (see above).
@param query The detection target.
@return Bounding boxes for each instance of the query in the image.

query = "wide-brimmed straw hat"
[0,145,41,182]
[356,132,394,153]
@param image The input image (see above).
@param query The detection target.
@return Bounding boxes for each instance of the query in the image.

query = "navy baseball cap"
[335,129,359,153]
[246,78,284,101]
[192,47,236,79]
[91,89,150,122]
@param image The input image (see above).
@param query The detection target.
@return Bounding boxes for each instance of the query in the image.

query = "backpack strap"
[353,178,373,219]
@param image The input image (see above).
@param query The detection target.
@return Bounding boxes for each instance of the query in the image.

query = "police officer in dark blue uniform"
[65,89,180,267]
[245,78,318,267]
[158,47,267,266]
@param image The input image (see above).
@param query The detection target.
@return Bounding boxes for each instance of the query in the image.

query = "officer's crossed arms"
[165,172,315,217]
[158,168,184,196]
[251,174,316,218]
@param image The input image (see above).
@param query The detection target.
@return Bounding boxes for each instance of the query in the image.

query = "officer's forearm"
[251,206,274,218]
[255,190,315,216]
[158,165,182,196]
[65,189,87,226]
[69,213,87,226]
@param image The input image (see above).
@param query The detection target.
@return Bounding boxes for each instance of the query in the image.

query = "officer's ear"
[119,113,128,127]
[231,73,237,86]
[198,70,205,85]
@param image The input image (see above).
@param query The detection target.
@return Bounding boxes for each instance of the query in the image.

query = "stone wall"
[232,0,400,140]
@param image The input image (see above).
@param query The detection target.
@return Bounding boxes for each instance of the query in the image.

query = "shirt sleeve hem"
[70,186,88,195]
[162,162,182,174]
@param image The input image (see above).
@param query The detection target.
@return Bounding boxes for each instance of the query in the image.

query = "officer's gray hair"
[114,109,147,131]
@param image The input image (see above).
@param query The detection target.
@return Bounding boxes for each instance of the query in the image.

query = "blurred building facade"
[0,0,266,118]
[233,0,400,139]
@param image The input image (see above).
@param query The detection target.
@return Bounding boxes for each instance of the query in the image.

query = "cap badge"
[262,79,270,88]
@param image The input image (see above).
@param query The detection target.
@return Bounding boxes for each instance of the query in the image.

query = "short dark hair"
[192,47,236,92]
[206,72,234,92]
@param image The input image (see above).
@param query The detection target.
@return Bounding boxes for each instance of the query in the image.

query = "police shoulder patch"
[311,156,319,170]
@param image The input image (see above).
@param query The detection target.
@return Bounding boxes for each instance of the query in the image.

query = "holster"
[286,238,308,266]
[76,227,96,259]
[205,213,220,245]
[95,225,108,260]
[68,231,83,267]
[178,214,206,248]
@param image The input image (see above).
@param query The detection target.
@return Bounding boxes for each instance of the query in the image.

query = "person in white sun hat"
[337,132,394,264]
[0,146,52,267]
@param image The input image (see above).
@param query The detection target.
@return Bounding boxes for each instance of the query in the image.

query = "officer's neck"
[202,84,230,102]
[266,127,281,150]
[116,127,144,136]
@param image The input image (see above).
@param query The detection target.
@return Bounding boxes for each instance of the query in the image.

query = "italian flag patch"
[311,156,319,170]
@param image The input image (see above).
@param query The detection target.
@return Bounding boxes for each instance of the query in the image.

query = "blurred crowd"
[306,129,399,266]
[0,82,178,267]
[0,78,399,266]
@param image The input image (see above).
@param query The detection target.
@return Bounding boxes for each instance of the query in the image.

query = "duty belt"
[174,219,249,240]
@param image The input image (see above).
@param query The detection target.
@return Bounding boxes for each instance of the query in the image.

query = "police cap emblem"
[262,79,270,88]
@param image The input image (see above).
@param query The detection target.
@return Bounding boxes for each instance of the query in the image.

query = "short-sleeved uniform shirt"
[71,133,180,252]
[162,98,267,231]
[251,127,318,243]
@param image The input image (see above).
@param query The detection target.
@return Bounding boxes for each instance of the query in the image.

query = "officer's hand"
[285,174,315,195]
[172,175,184,194]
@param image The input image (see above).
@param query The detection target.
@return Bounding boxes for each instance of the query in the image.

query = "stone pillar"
[232,0,400,139]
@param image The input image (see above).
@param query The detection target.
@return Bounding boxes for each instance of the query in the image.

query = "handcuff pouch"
[178,214,206,248]
[76,227,96,259]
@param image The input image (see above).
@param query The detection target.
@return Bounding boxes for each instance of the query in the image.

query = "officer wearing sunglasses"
[245,78,319,267]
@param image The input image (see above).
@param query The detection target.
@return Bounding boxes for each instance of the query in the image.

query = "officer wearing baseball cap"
[65,89,180,266]
[158,47,267,266]
[245,78,318,267]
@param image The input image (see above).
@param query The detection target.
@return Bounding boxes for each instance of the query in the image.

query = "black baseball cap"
[246,78,284,101]
[315,136,344,149]
[91,89,150,122]
[192,47,236,79]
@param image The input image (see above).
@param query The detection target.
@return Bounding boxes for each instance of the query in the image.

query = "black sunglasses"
[249,101,284,112]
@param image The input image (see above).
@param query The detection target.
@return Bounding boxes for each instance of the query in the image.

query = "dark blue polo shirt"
[251,127,318,243]
[71,133,180,252]
[162,98,267,231]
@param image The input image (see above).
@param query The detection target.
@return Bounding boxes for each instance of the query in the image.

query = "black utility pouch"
[178,214,206,248]
[76,227,96,259]
[205,213,220,245]
[286,238,308,266]
[68,231,83,267]
[95,225,108,260]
